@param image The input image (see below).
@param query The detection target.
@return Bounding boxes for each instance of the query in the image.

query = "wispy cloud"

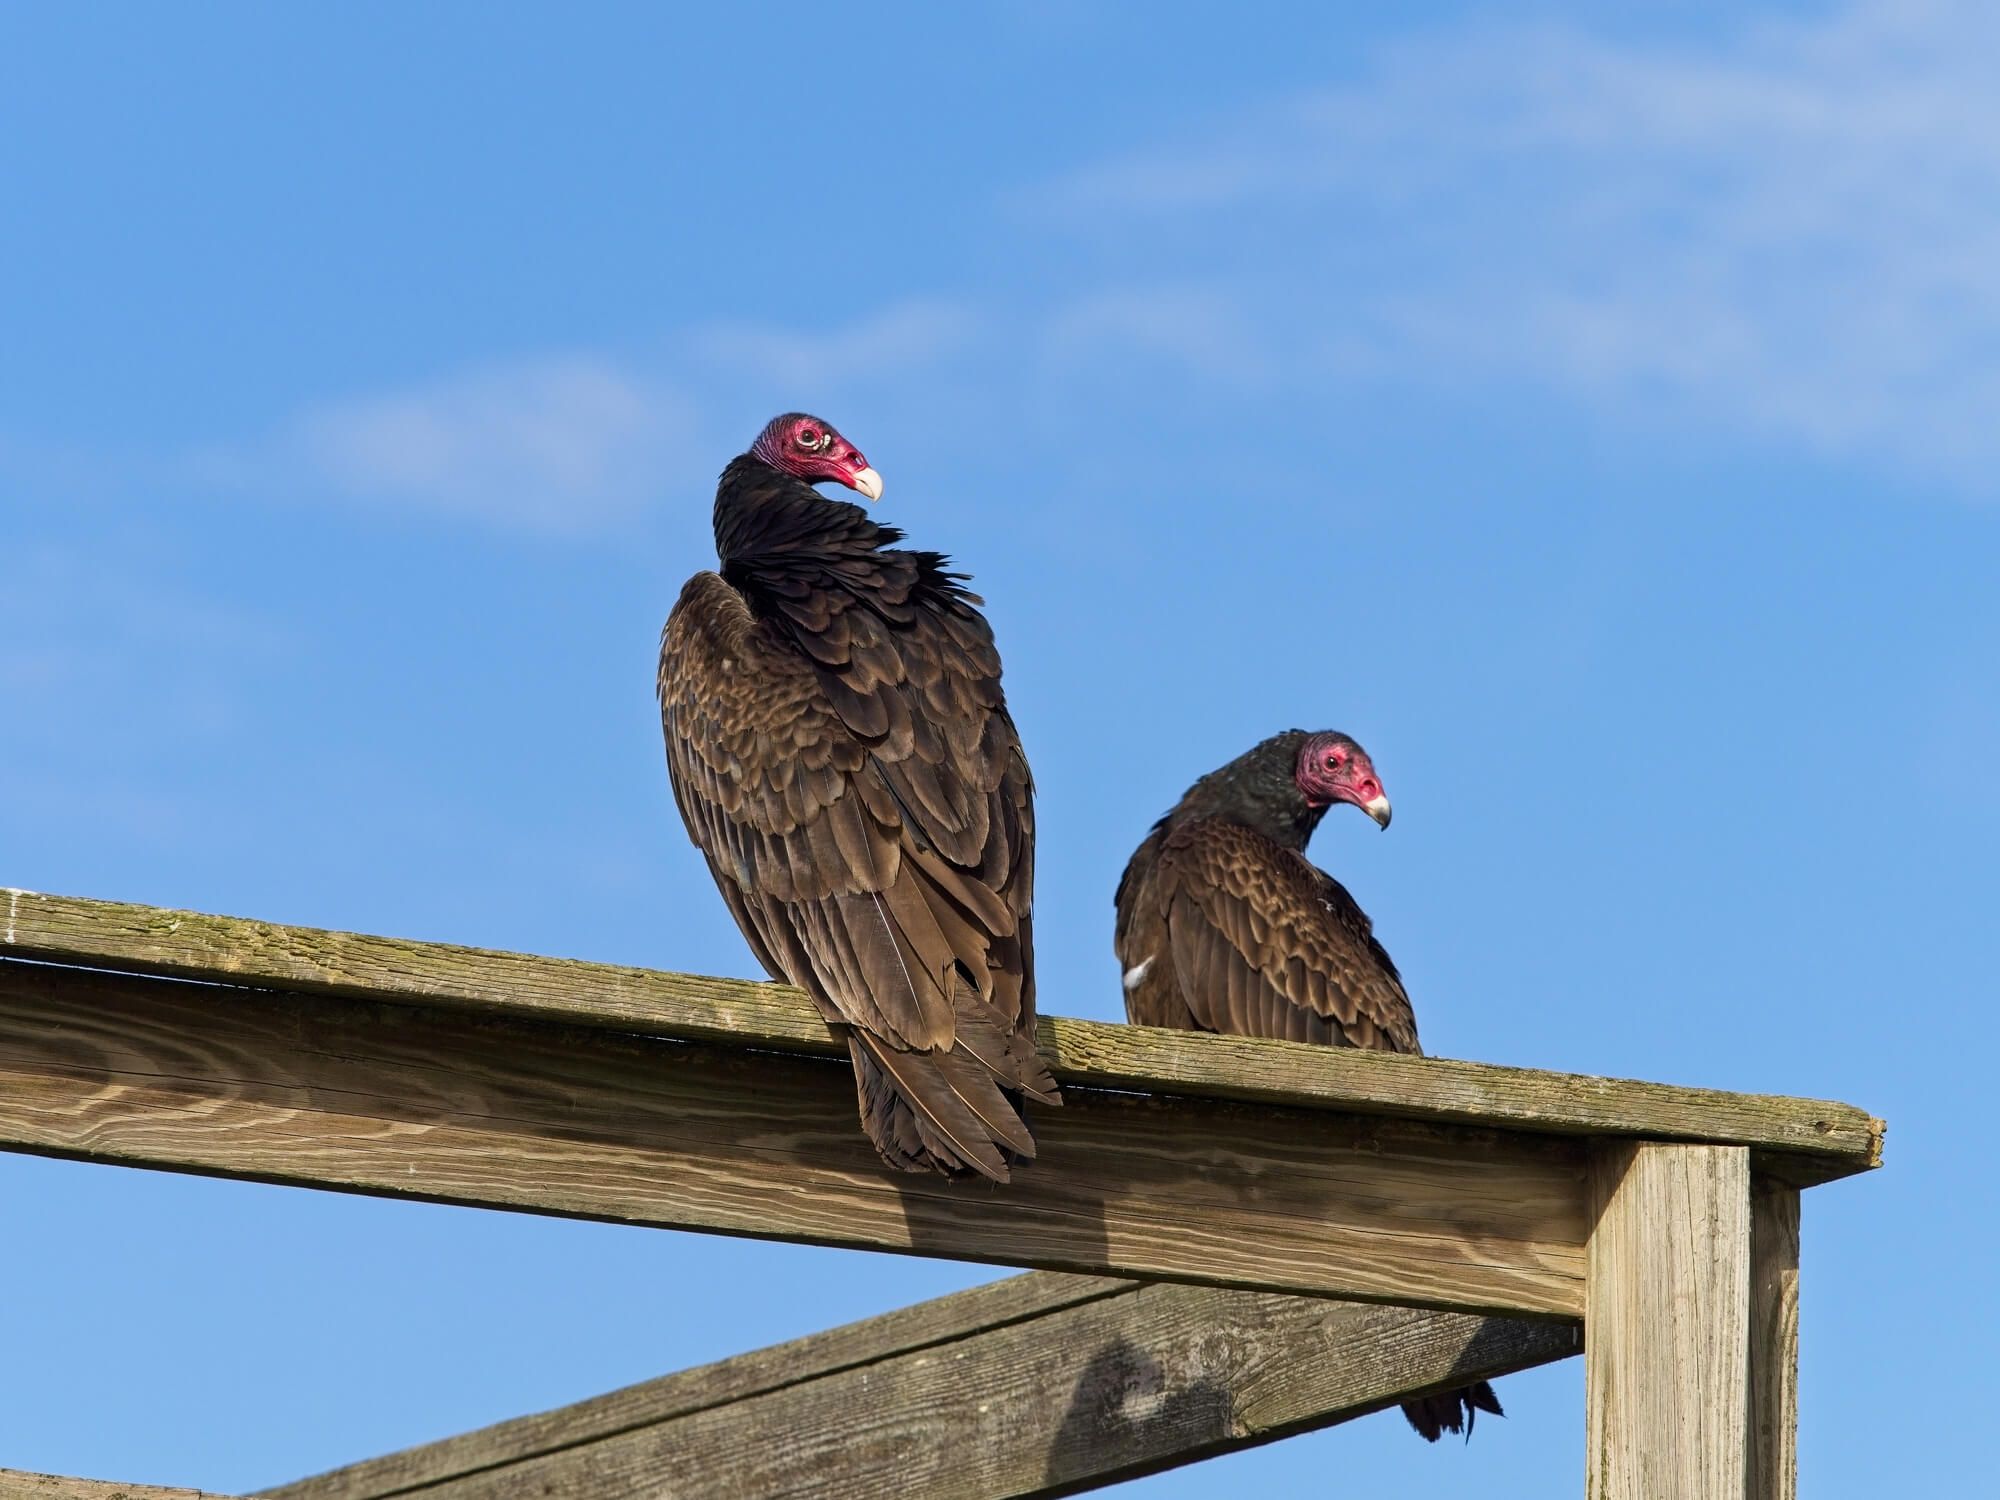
[179,304,981,534]
[1037,0,2000,492]
[195,356,702,533]
[145,2,2000,526]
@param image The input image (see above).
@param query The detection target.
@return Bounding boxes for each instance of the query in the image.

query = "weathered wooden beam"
[1749,1178,1801,1500]
[1585,1142,1752,1500]
[261,1273,1580,1500]
[0,1471,237,1500]
[0,889,1881,1183]
[260,1274,1128,1500]
[0,959,1589,1316]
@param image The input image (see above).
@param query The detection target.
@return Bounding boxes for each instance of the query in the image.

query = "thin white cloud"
[196,356,702,533]
[180,306,981,534]
[1037,0,2000,493]
[165,2,2000,525]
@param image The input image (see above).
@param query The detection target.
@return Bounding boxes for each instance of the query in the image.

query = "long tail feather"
[848,1033,1015,1181]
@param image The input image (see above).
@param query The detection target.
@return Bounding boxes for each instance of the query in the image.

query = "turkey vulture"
[658,413,1057,1181]
[1113,728,1503,1441]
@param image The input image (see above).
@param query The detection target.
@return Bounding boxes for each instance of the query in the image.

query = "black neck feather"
[710,455,984,625]
[1166,729,1326,851]
[712,455,904,566]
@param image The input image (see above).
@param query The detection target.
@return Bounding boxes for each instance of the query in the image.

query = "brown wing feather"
[1118,816,1421,1055]
[1114,823,1190,1030]
[661,570,1054,1181]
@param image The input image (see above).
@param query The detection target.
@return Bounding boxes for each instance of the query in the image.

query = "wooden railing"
[0,888,1879,1498]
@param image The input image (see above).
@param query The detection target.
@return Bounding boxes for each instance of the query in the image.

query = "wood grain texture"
[262,1275,1579,1500]
[0,1471,236,1500]
[0,960,1589,1316]
[1585,1142,1752,1500]
[1750,1178,1801,1500]
[0,889,1883,1181]
[261,1274,1131,1500]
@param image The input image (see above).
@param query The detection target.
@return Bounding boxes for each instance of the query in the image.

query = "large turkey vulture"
[658,413,1057,1181]
[1113,728,1503,1442]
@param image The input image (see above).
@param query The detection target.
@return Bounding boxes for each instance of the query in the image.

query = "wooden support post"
[1749,1177,1800,1500]
[1585,1141,1752,1500]
[259,1273,1580,1500]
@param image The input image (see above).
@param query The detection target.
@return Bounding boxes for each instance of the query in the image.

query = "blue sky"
[2,2,1994,1493]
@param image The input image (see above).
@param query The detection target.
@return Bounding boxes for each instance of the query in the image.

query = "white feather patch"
[1122,957,1153,992]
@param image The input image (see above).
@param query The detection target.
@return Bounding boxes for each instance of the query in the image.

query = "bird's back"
[660,462,1054,1179]
[1116,812,1420,1054]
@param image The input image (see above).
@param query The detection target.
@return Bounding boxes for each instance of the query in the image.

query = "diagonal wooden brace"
[260,1273,1578,1500]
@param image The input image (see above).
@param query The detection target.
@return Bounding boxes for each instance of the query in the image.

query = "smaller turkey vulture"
[1113,728,1503,1443]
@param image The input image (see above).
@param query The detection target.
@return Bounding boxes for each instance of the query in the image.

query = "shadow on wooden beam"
[260,1274,1580,1500]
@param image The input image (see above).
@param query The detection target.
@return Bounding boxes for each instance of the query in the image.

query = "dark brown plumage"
[1113,728,1502,1442]
[659,413,1057,1181]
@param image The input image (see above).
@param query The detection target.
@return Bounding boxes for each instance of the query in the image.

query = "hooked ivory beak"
[1362,794,1392,830]
[850,466,883,503]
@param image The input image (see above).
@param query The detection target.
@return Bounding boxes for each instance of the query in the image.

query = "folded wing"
[1122,816,1421,1055]
[661,567,1054,1181]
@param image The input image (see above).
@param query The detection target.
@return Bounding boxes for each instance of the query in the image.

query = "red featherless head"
[749,413,882,502]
